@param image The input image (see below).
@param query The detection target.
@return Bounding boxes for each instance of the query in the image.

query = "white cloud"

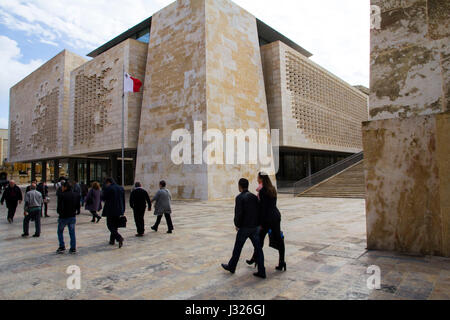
[0,35,44,124]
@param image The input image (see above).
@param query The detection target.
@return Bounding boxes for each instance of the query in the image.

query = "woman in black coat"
[247,172,286,271]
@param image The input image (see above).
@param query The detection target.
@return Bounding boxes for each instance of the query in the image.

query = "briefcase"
[118,216,127,228]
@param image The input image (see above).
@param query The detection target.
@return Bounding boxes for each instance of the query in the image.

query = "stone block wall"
[261,41,368,154]
[69,39,148,156]
[9,50,87,162]
[135,0,276,199]
[364,0,449,257]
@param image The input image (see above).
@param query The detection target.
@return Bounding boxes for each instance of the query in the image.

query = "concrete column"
[109,154,118,182]
[54,159,60,181]
[86,160,91,184]
[41,161,47,182]
[31,162,36,182]
[306,152,312,177]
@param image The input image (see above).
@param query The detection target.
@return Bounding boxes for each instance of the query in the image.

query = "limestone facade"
[69,39,148,156]
[9,50,87,162]
[0,129,7,166]
[364,0,449,257]
[261,41,368,154]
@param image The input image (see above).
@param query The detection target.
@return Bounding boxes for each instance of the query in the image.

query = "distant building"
[0,129,7,167]
[9,0,368,199]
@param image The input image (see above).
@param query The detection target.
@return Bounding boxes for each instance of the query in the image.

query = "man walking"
[129,182,152,237]
[22,182,43,238]
[37,181,50,218]
[1,180,23,223]
[222,178,266,279]
[73,180,82,215]
[101,178,125,248]
[56,181,80,254]
[151,181,174,234]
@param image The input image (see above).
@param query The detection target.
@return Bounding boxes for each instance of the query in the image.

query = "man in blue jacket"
[101,178,126,248]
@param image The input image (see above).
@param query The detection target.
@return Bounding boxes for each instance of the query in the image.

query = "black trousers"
[228,227,265,274]
[252,222,285,264]
[41,202,48,217]
[133,209,145,235]
[153,214,173,231]
[90,211,101,220]
[7,203,18,221]
[106,216,123,244]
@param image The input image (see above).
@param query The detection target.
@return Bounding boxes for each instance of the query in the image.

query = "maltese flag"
[124,72,142,93]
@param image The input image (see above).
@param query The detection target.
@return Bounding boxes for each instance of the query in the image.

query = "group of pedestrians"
[222,172,286,279]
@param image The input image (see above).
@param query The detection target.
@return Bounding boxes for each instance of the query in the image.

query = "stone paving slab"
[0,193,448,300]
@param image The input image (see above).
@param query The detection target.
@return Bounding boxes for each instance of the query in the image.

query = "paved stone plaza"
[0,193,448,300]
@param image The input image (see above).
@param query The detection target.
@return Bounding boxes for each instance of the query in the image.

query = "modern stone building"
[0,129,7,166]
[9,0,368,199]
[365,0,449,257]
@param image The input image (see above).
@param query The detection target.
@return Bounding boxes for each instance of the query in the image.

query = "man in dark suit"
[101,178,126,248]
[1,180,23,223]
[222,178,266,279]
[129,182,152,237]
[56,181,80,254]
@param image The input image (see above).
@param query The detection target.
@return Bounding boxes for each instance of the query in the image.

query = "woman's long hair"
[258,172,277,198]
[92,181,100,190]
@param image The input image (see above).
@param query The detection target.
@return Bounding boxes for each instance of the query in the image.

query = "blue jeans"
[57,217,76,250]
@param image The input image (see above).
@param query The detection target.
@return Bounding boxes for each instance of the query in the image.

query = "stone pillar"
[86,160,91,184]
[306,152,312,177]
[41,161,47,182]
[109,154,118,183]
[364,0,449,257]
[54,159,60,181]
[31,162,36,182]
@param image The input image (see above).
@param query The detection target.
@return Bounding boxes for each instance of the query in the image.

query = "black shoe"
[45,215,50,218]
[22,233,29,237]
[167,230,173,234]
[91,219,96,223]
[151,226,157,232]
[253,272,267,279]
[96,216,102,223]
[69,248,77,254]
[221,264,235,274]
[276,262,287,271]
[135,234,144,237]
[56,247,66,254]
[7,218,12,224]
[32,234,40,238]
[246,258,257,267]
[118,239,124,248]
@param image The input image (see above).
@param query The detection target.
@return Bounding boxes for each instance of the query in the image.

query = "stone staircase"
[298,161,366,199]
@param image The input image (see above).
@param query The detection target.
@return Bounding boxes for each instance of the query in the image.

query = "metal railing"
[293,152,364,196]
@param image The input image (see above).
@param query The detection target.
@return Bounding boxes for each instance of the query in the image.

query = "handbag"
[118,216,127,228]
[268,229,285,250]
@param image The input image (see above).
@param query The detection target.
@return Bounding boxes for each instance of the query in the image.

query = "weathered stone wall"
[370,0,449,120]
[135,0,209,199]
[261,41,368,154]
[9,50,87,162]
[69,39,147,156]
[365,0,449,257]
[205,0,275,199]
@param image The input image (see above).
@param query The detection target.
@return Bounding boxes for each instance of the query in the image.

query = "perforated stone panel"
[8,50,87,162]
[261,41,368,153]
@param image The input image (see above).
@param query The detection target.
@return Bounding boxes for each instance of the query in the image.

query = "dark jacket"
[1,185,23,206]
[101,183,125,217]
[85,188,102,212]
[81,184,89,197]
[73,183,81,195]
[37,183,48,199]
[130,188,151,213]
[259,187,281,225]
[234,190,260,229]
[57,190,81,219]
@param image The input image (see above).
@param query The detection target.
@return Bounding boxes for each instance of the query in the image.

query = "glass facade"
[276,149,352,187]
[135,27,150,43]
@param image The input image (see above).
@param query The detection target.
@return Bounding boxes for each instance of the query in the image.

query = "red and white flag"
[124,72,142,93]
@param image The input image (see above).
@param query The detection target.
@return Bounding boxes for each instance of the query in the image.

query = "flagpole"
[121,64,125,187]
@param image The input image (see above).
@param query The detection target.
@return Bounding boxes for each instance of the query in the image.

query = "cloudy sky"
[0,0,370,129]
